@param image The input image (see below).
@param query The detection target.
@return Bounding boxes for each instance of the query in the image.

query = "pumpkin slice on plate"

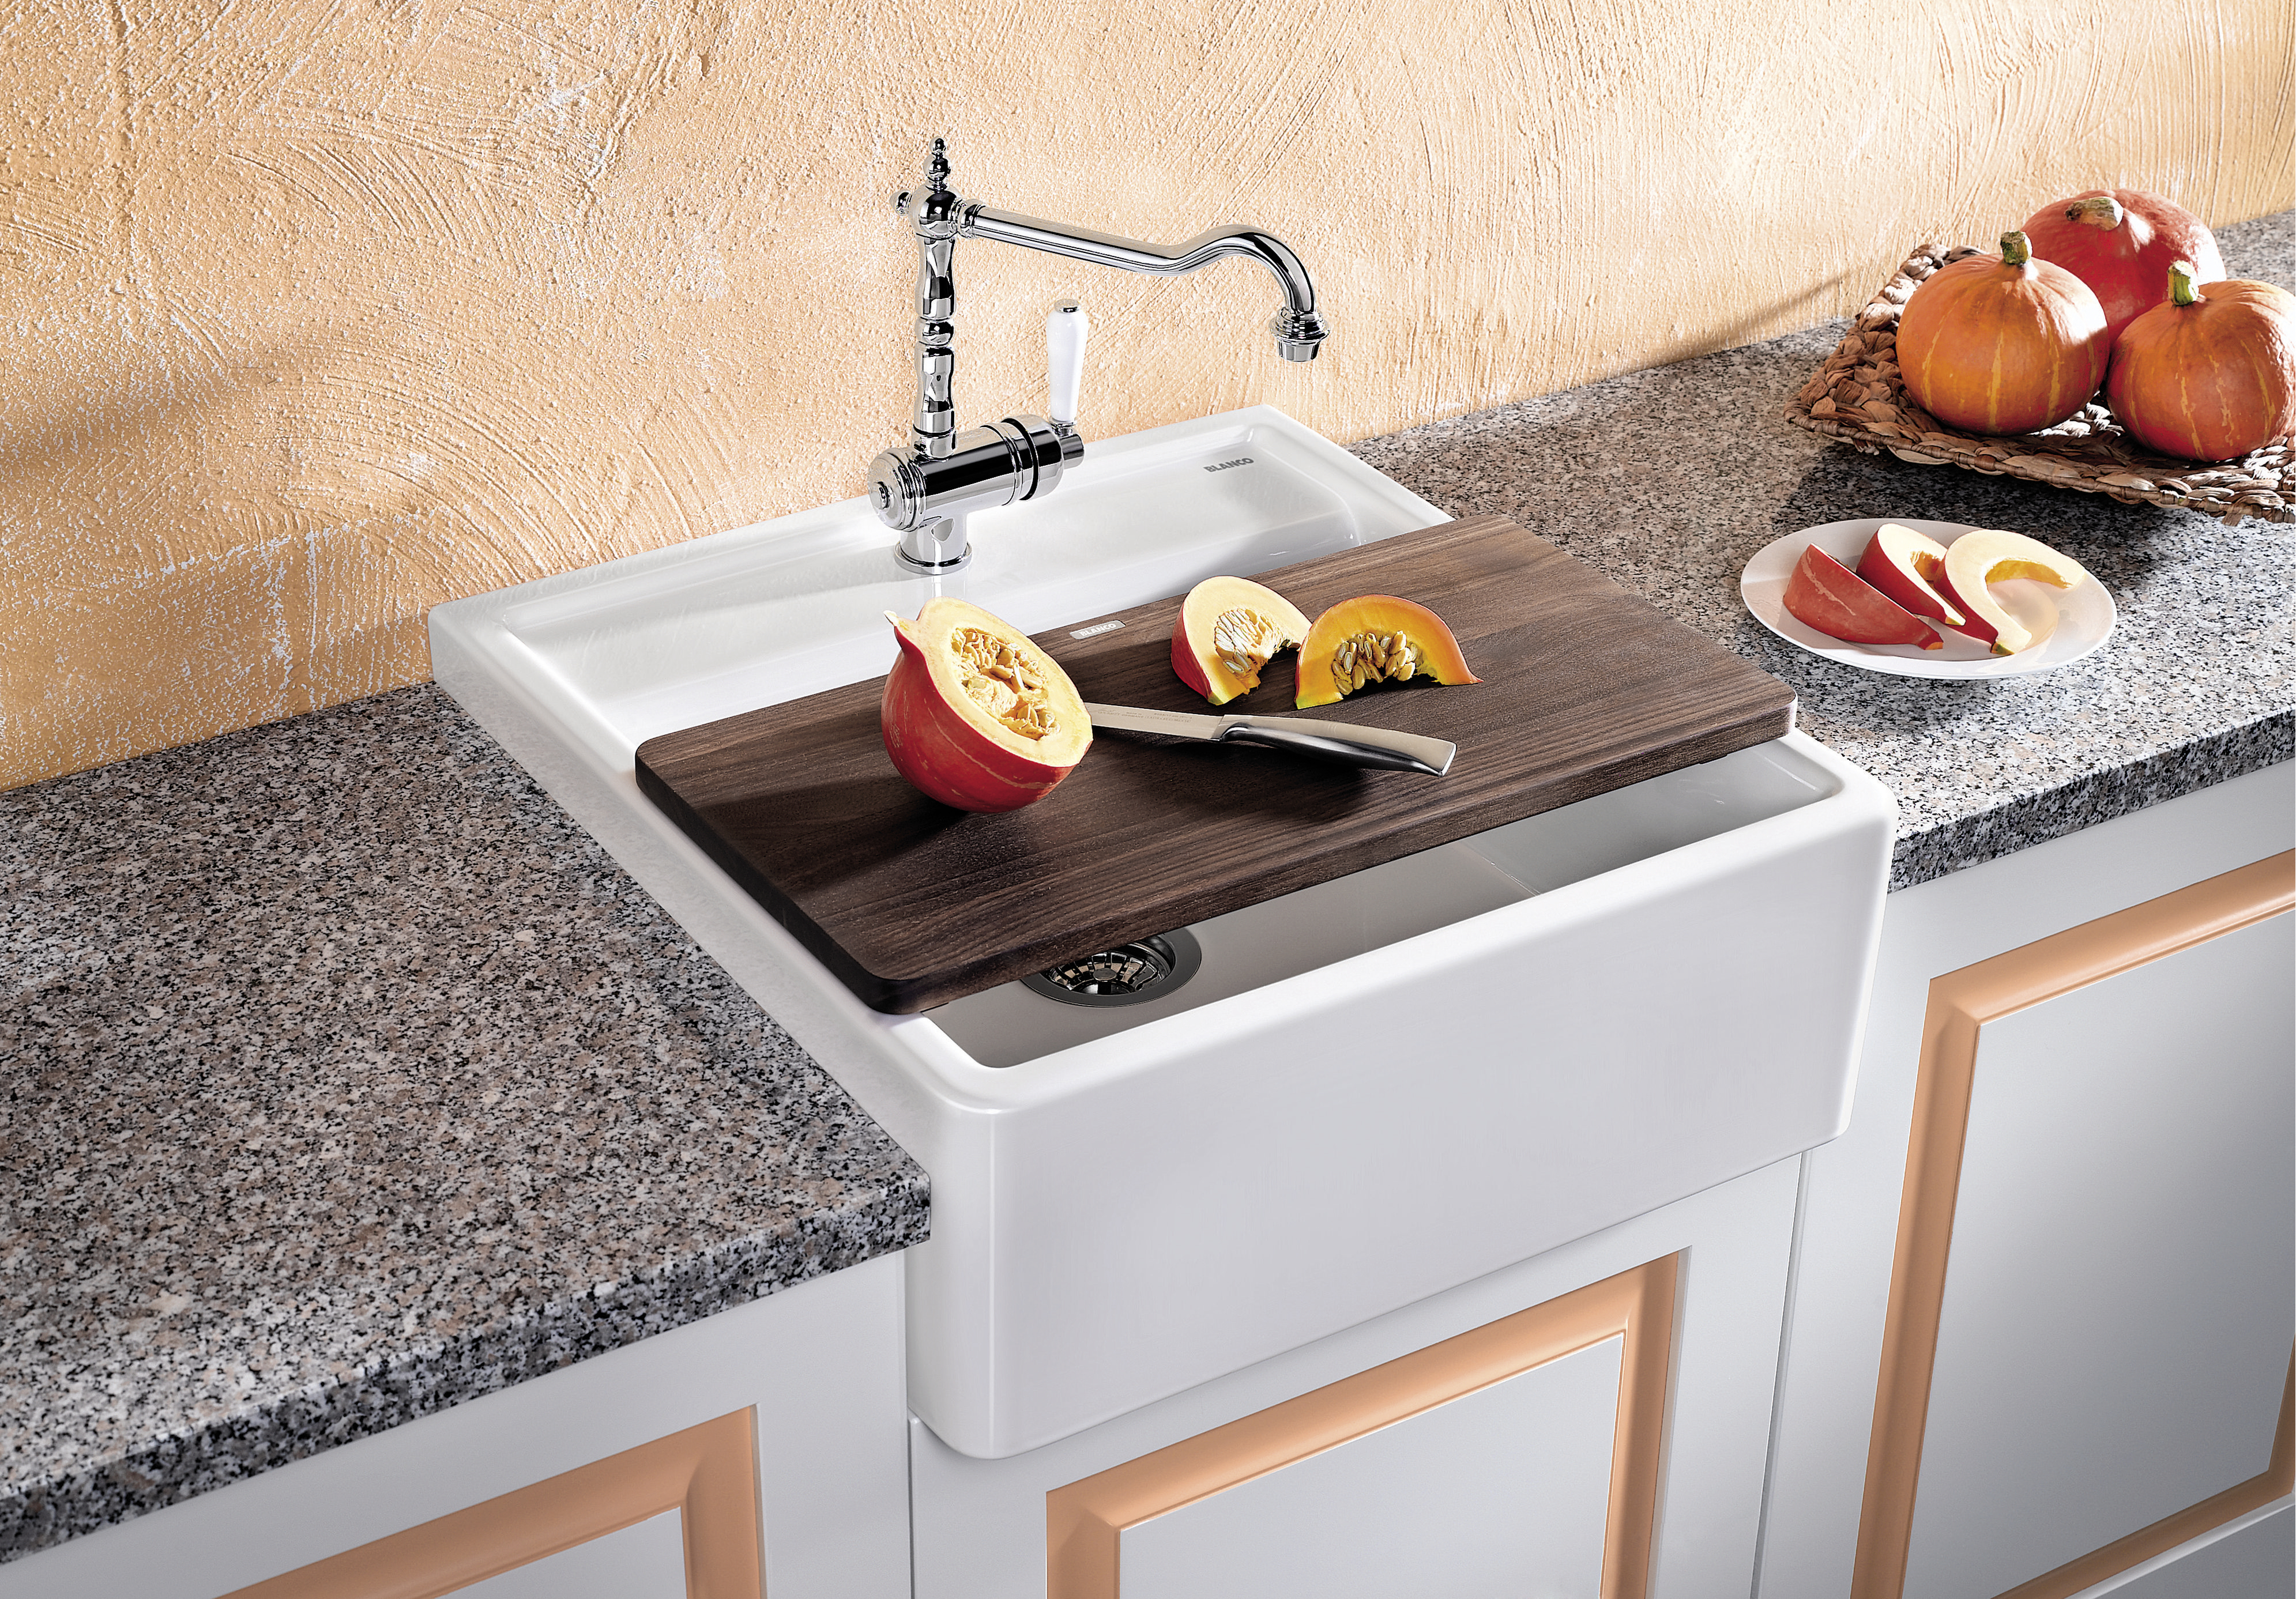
[1932,530,2092,656]
[1783,545,1944,649]
[882,598,1091,812]
[1855,523,1966,629]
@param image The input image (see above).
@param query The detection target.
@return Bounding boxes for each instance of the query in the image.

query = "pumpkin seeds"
[953,627,1059,739]
[1211,607,1287,678]
[1329,628,1419,696]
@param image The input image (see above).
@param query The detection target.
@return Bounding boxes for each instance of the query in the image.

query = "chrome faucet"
[868,138,1330,574]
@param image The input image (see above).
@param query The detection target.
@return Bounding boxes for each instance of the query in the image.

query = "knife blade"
[1085,703,1455,776]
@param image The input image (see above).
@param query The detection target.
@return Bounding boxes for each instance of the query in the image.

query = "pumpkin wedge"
[1783,545,1944,649]
[1170,576,1313,705]
[1855,523,1966,629]
[1294,595,1479,709]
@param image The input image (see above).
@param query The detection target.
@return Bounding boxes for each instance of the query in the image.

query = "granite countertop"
[4,213,2289,1568]
[0,688,930,1562]
[1352,206,2293,889]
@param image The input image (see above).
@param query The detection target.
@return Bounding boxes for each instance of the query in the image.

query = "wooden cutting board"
[637,515,1796,1013]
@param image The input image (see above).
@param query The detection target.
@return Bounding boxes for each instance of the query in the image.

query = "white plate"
[1741,518,2117,680]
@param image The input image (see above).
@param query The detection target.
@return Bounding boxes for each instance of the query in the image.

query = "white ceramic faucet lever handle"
[1047,301,1088,429]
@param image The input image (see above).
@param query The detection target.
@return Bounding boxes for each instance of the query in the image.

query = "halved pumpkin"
[882,598,1091,812]
[1932,529,2091,655]
[1294,595,1480,709]
[1171,576,1313,704]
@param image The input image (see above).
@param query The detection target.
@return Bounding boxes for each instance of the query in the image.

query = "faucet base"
[896,515,972,574]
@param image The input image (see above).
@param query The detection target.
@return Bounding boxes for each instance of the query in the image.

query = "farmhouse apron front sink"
[431,406,1895,1458]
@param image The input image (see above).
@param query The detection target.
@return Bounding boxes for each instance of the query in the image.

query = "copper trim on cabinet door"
[226,1408,763,1599]
[1044,1253,1680,1599]
[1851,850,2296,1599]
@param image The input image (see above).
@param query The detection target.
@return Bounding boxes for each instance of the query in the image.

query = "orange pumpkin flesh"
[1898,230,2110,435]
[2020,190,2226,346]
[1294,595,1479,710]
[2105,265,2296,463]
[881,598,1091,812]
[1170,576,1313,705]
[1783,546,1943,649]
[1932,530,2091,656]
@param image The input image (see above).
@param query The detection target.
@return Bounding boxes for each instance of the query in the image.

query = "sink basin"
[431,405,1896,1460]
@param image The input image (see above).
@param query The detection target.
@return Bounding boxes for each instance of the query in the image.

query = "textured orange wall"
[3,0,2291,789]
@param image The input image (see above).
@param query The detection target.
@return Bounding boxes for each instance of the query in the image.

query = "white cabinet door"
[1903,911,2293,1598]
[1858,857,2294,1599]
[1117,1335,1619,1599]
[1757,763,2296,1599]
[222,1409,761,1599]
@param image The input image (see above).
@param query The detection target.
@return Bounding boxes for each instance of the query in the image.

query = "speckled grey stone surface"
[0,685,929,1563]
[1353,210,2294,889]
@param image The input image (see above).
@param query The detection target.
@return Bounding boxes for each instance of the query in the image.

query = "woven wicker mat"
[1785,244,2292,527]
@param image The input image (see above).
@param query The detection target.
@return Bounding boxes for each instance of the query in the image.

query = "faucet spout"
[959,209,1328,361]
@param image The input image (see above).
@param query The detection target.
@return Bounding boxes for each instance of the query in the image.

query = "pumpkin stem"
[2167,260,2201,307]
[1998,230,2032,268]
[2065,194,2124,231]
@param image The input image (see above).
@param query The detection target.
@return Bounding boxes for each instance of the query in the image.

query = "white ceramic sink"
[431,406,1896,1460]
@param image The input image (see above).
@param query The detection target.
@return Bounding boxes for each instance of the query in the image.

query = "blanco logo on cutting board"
[1070,619,1126,640]
[1204,457,1255,473]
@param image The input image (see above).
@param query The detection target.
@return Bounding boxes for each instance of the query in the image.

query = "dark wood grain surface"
[637,515,1796,1013]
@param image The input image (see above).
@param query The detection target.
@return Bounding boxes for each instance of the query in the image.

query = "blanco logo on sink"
[1204,457,1255,473]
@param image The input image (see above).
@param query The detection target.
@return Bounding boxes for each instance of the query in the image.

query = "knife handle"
[1221,721,1453,776]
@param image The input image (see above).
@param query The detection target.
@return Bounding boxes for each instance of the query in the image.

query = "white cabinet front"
[1118,1335,1621,1598]
[1902,911,2295,1599]
[1854,854,2295,1599]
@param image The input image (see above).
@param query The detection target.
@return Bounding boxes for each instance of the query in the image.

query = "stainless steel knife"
[1085,703,1455,776]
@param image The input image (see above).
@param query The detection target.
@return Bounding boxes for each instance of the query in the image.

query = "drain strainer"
[1022,929,1204,1008]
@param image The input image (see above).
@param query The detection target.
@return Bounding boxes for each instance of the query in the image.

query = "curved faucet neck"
[961,209,1321,326]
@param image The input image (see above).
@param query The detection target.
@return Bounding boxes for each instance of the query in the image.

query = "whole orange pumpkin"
[2106,263,2296,462]
[1899,231,2110,435]
[2020,190,2225,345]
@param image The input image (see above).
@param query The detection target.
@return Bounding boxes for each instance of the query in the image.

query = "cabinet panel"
[1759,766,2296,1599]
[226,1410,759,1599]
[452,1509,686,1599]
[1855,853,2296,1599]
[1905,912,2294,1597]
[1119,1336,1619,1598]
[1047,1255,1673,1599]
